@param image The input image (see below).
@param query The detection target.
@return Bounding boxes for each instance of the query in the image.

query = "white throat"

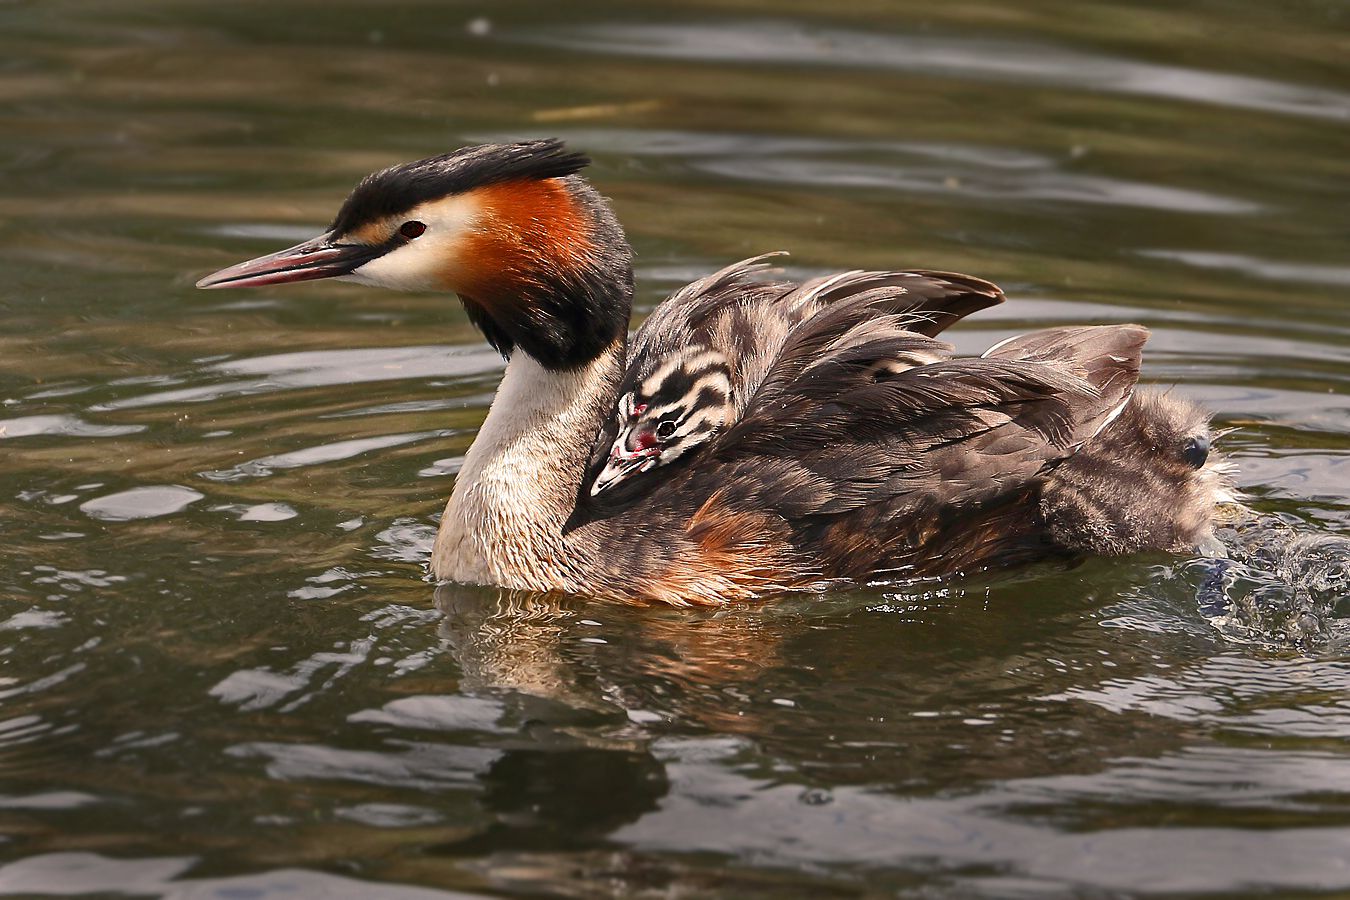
[430,347,619,591]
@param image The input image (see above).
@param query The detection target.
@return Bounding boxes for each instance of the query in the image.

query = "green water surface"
[1,1,1349,897]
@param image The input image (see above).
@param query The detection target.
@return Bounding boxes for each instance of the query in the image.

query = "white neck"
[430,346,620,591]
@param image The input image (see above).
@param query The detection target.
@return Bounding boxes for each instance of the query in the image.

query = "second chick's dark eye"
[656,420,677,439]
[1181,434,1210,468]
[400,221,426,239]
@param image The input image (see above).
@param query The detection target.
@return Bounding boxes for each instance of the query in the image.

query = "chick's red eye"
[400,221,426,239]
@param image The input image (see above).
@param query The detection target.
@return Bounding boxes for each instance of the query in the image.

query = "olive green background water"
[2,1,1349,897]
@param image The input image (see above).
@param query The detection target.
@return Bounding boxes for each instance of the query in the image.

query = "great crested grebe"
[197,140,1229,605]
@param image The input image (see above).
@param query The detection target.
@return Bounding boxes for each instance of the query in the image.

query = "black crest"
[329,140,591,236]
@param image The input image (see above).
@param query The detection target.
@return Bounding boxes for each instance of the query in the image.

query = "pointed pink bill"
[590,442,659,496]
[196,232,383,289]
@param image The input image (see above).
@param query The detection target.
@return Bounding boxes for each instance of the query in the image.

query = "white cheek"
[341,194,482,292]
[342,240,444,291]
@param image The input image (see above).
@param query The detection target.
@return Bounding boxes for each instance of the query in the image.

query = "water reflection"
[0,853,494,899]
[612,736,1350,893]
[428,578,1194,789]
[417,579,1350,894]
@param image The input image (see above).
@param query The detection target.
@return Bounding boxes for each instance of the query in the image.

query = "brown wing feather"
[573,319,1152,590]
[570,261,1006,528]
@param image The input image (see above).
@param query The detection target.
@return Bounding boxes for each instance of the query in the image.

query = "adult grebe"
[197,140,1228,605]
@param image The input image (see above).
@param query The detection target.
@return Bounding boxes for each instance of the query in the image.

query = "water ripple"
[0,852,491,899]
[226,740,497,790]
[482,127,1258,214]
[1047,656,1350,738]
[1142,249,1350,288]
[699,155,1256,213]
[519,20,1350,121]
[210,637,376,712]
[94,346,502,412]
[0,414,143,440]
[611,736,1350,893]
[200,430,454,482]
[349,695,510,733]
[79,485,204,521]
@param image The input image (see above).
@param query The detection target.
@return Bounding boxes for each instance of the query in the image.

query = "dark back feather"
[575,316,1161,584]
[571,257,1005,520]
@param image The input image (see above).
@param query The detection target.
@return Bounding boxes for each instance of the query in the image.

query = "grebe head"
[197,140,633,369]
[591,347,732,495]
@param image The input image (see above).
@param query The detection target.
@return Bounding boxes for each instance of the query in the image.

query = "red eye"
[400,221,426,239]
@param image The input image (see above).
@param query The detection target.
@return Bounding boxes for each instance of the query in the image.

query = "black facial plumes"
[328,140,591,236]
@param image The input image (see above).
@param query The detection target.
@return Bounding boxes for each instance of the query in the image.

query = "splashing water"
[1177,512,1350,651]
